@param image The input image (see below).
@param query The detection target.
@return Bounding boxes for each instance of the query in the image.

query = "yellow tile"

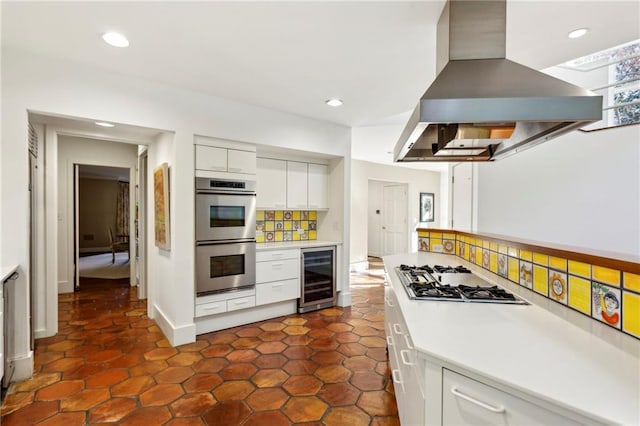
[274,231,283,242]
[301,221,309,230]
[309,230,317,240]
[593,266,620,287]
[292,211,301,220]
[520,250,532,262]
[256,210,265,221]
[309,211,317,220]
[284,221,292,231]
[532,252,548,266]
[568,260,591,279]
[490,252,498,274]
[467,237,476,246]
[623,291,640,338]
[508,247,519,258]
[490,242,498,251]
[568,276,591,315]
[458,236,466,243]
[443,233,456,240]
[417,230,429,237]
[292,232,301,241]
[475,248,483,266]
[430,232,443,240]
[275,210,283,220]
[265,221,274,231]
[498,244,508,254]
[624,272,640,293]
[508,257,519,283]
[256,233,265,243]
[549,256,567,271]
[533,265,548,295]
[430,238,442,252]
[481,240,489,249]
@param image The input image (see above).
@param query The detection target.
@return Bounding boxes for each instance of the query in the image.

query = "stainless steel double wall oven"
[195,177,256,296]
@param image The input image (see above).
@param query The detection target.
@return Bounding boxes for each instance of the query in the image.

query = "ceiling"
[4,1,640,166]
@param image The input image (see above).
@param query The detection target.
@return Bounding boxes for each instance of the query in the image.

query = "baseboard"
[337,290,352,307]
[349,261,368,273]
[58,280,74,294]
[10,351,33,383]
[152,304,196,347]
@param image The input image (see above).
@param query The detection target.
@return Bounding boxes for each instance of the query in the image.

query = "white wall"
[476,124,640,257]
[368,180,383,257]
[57,135,138,293]
[1,48,351,378]
[350,159,441,264]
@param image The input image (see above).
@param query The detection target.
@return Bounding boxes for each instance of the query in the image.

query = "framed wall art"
[420,192,434,223]
[153,162,171,250]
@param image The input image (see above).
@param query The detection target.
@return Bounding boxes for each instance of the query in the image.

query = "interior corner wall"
[476,124,640,256]
[350,159,441,264]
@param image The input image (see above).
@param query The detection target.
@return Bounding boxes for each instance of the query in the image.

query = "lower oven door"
[196,240,256,296]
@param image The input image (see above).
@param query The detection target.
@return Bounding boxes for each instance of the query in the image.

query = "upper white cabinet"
[256,158,287,209]
[286,161,308,209]
[194,136,256,178]
[307,163,328,210]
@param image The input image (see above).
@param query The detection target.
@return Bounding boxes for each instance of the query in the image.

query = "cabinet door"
[256,158,287,209]
[228,149,256,174]
[442,369,581,425]
[286,161,308,209]
[195,145,227,172]
[307,163,328,209]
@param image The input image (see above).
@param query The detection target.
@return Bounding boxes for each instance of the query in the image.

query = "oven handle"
[196,190,256,196]
[196,239,256,246]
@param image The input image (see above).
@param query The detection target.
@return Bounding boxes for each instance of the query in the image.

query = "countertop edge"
[256,240,342,251]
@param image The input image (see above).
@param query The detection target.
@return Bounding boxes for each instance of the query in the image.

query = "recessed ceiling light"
[325,99,343,107]
[95,121,115,128]
[102,32,129,47]
[568,28,589,39]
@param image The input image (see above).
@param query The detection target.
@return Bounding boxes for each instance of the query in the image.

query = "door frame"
[137,149,148,300]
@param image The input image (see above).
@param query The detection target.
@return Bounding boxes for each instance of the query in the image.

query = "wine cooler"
[299,246,336,313]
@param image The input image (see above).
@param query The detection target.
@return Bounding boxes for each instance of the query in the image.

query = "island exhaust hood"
[394,0,603,162]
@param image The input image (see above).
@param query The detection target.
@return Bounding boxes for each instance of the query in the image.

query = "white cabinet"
[195,287,256,318]
[256,158,287,209]
[442,369,581,426]
[194,136,256,178]
[286,161,308,209]
[307,163,328,210]
[195,145,227,172]
[227,149,256,174]
[256,248,300,307]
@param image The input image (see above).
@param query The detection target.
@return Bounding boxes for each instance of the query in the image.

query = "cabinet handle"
[271,253,284,258]
[385,297,393,307]
[391,369,403,385]
[386,336,393,346]
[400,349,414,366]
[450,387,506,414]
[204,305,221,310]
[212,166,226,171]
[229,167,242,172]
[403,334,414,350]
[272,283,283,288]
[272,263,284,269]
[393,323,402,334]
[233,300,249,305]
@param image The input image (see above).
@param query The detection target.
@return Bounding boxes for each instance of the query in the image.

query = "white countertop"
[384,252,640,425]
[1,265,19,283]
[256,240,341,251]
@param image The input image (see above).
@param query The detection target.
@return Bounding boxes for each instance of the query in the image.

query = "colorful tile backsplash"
[417,230,640,341]
[256,210,318,243]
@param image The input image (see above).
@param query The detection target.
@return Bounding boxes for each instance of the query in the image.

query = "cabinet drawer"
[227,296,256,312]
[195,300,227,317]
[256,279,300,306]
[256,249,299,262]
[257,258,299,283]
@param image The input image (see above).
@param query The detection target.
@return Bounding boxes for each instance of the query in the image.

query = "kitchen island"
[383,252,640,425]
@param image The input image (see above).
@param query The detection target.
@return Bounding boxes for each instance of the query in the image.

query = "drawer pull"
[391,369,403,385]
[450,387,505,414]
[386,336,393,346]
[204,305,221,311]
[272,263,284,268]
[229,167,242,172]
[272,283,283,288]
[233,300,249,305]
[393,323,402,334]
[403,334,414,350]
[400,349,414,366]
[271,253,284,258]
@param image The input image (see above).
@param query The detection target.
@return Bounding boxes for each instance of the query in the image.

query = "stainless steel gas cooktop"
[395,264,528,305]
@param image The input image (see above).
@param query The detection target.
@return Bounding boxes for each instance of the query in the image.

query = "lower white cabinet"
[442,369,581,425]
[226,296,256,312]
[256,279,299,306]
[256,248,300,306]
[195,287,256,318]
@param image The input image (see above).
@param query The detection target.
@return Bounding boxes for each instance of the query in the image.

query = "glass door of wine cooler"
[299,247,336,313]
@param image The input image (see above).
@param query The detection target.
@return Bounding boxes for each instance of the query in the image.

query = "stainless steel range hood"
[394,0,603,162]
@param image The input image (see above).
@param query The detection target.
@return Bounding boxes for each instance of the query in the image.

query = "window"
[557,39,640,131]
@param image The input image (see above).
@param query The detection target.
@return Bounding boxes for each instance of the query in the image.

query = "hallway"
[1,260,399,425]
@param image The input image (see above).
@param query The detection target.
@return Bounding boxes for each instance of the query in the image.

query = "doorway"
[367,180,408,257]
[74,165,132,291]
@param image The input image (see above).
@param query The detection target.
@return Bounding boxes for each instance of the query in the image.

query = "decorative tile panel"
[257,210,318,243]
[549,271,568,305]
[592,283,621,329]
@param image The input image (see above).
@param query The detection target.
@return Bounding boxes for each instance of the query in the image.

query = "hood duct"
[394,0,603,162]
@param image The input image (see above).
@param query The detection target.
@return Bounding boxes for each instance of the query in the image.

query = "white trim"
[58,280,74,294]
[10,351,34,383]
[337,290,352,307]
[152,303,196,347]
[350,261,368,273]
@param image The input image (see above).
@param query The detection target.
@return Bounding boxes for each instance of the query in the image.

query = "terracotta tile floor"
[1,258,399,425]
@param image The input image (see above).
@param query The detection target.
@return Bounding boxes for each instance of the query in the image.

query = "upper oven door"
[196,192,256,242]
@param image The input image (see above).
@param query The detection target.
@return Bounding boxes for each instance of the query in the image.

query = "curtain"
[116,181,129,236]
